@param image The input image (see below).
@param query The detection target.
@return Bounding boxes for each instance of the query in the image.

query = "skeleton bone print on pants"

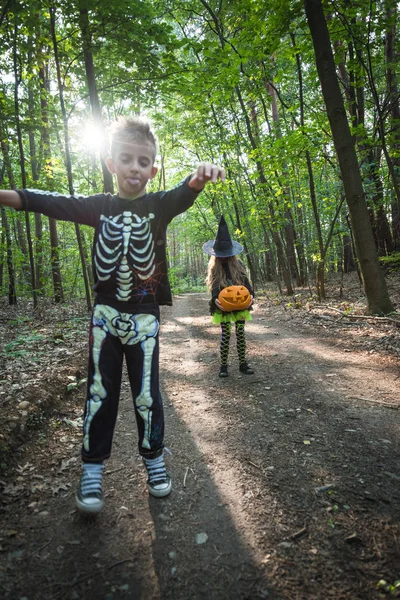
[84,304,159,452]
[94,211,156,300]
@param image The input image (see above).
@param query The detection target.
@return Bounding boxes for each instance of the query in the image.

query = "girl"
[203,215,254,377]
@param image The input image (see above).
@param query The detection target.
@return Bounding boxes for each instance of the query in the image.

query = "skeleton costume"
[17,178,200,461]
[203,216,254,376]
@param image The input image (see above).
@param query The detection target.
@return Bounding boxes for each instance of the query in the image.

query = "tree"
[304,0,393,314]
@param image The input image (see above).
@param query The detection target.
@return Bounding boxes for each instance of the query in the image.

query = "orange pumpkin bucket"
[218,285,251,312]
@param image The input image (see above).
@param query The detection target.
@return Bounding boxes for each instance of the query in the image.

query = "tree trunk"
[293,32,332,297]
[385,0,400,250]
[368,150,394,255]
[304,0,393,314]
[266,81,301,286]
[336,43,394,256]
[13,14,37,306]
[50,5,92,311]
[235,86,293,294]
[230,188,256,285]
[0,206,17,305]
[78,3,113,194]
[38,57,64,303]
[27,47,45,294]
[343,234,356,273]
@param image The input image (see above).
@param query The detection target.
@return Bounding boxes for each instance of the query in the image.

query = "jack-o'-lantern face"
[218,285,251,312]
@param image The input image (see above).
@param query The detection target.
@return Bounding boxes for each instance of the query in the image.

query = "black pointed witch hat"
[202,215,244,257]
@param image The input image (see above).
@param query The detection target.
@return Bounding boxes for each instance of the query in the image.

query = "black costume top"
[17,178,200,310]
[210,262,254,314]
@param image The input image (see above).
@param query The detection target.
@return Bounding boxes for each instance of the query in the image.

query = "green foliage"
[66,376,87,394]
[379,252,400,273]
[0,0,397,308]
[3,334,44,359]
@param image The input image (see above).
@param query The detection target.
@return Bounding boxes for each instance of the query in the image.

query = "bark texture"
[304,0,393,314]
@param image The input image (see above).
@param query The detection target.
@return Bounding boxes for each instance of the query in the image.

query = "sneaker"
[239,362,254,375]
[143,455,172,498]
[219,365,228,377]
[75,463,104,514]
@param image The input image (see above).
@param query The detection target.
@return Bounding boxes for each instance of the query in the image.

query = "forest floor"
[0,272,399,600]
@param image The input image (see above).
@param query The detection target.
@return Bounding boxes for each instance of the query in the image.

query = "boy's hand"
[188,163,226,191]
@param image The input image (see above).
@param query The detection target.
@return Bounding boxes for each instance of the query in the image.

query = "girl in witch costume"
[203,216,255,378]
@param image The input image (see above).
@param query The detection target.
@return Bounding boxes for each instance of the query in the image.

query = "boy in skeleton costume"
[0,117,225,514]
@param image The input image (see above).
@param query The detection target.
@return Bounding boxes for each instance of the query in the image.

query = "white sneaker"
[143,455,172,498]
[75,463,104,514]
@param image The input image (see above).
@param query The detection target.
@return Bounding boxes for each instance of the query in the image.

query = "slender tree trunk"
[336,42,394,256]
[385,0,400,250]
[304,0,393,314]
[266,82,301,286]
[50,6,92,310]
[347,4,400,218]
[368,150,394,255]
[228,183,256,285]
[292,32,329,297]
[13,14,37,307]
[27,47,45,294]
[235,86,293,294]
[4,137,29,281]
[78,3,113,194]
[38,58,64,303]
[343,234,356,273]
[262,228,274,282]
[293,198,307,286]
[0,206,16,304]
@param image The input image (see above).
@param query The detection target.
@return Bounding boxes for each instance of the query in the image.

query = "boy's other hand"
[188,163,225,191]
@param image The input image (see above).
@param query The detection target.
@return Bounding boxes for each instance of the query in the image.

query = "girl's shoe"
[143,455,172,498]
[239,362,254,374]
[75,463,104,514]
[219,365,228,377]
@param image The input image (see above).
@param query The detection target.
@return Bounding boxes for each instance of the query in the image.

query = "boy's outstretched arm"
[188,163,225,191]
[0,191,22,209]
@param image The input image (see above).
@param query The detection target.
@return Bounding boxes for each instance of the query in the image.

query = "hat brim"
[202,240,244,257]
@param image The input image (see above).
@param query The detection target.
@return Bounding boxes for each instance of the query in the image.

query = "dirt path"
[1,294,399,599]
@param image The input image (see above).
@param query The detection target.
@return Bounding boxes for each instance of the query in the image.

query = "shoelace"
[80,463,104,496]
[144,455,167,484]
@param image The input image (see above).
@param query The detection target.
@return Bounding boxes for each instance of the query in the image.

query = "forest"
[1,2,400,600]
[0,0,399,314]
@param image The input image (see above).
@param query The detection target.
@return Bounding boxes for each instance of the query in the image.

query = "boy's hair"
[110,116,158,159]
[206,255,248,291]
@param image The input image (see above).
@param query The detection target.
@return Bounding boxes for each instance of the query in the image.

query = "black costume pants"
[81,303,164,463]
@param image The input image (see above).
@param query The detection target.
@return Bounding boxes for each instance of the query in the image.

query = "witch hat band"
[202,215,244,257]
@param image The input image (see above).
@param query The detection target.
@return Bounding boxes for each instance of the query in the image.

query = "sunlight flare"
[81,121,107,152]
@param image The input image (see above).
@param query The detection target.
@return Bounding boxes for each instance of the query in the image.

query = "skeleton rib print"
[94,211,156,301]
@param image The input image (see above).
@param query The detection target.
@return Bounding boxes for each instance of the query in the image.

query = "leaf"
[66,382,78,393]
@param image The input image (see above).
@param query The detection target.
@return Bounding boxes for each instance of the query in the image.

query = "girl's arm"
[211,284,223,311]
[0,191,22,209]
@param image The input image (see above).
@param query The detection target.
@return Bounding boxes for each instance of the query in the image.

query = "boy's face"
[106,141,158,199]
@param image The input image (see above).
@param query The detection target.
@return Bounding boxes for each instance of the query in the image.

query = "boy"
[0,116,225,514]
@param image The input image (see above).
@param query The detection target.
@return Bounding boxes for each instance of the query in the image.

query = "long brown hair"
[206,255,249,291]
